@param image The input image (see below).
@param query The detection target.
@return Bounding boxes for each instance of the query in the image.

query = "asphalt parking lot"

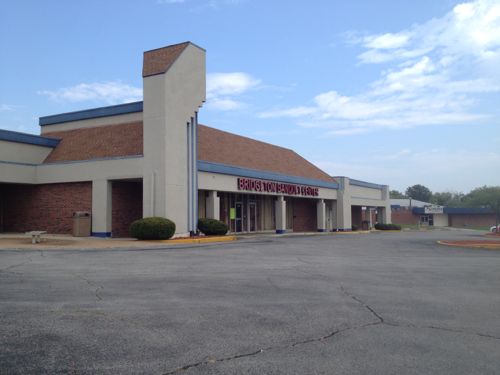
[1,230,499,374]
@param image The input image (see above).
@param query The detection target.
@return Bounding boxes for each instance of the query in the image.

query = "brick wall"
[292,198,317,232]
[0,182,92,234]
[112,181,143,238]
[449,214,496,228]
[391,208,420,225]
[43,122,143,163]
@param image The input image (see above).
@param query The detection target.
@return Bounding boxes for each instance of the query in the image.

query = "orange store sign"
[237,177,319,197]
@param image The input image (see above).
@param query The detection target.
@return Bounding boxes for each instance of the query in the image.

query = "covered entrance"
[228,195,261,233]
[111,179,143,238]
[233,201,258,232]
[218,192,276,233]
[0,182,92,234]
[420,214,434,226]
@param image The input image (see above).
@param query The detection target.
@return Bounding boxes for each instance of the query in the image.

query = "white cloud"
[359,0,500,64]
[260,0,500,135]
[0,104,15,112]
[207,98,242,111]
[39,81,142,105]
[315,149,500,191]
[364,33,411,50]
[207,72,260,96]
[206,72,260,111]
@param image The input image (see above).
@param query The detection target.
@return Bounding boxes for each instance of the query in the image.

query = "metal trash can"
[73,211,91,237]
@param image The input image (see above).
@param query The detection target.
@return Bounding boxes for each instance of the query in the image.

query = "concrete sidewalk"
[0,227,486,251]
[0,233,235,250]
[0,230,375,250]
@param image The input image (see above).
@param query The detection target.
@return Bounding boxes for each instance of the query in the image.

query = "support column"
[379,206,392,224]
[366,208,373,228]
[275,196,286,234]
[206,191,220,220]
[92,179,112,237]
[330,200,338,231]
[336,177,352,231]
[317,199,326,232]
[380,185,392,224]
[142,43,206,236]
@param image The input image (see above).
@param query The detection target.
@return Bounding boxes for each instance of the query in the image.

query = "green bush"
[352,224,359,231]
[129,217,176,240]
[198,218,228,236]
[374,223,402,231]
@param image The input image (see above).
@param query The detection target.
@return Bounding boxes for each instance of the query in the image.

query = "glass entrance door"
[235,202,243,232]
[248,202,257,232]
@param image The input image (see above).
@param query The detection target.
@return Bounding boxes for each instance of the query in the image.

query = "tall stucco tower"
[142,42,206,235]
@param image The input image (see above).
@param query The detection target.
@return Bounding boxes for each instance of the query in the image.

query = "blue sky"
[1,0,499,193]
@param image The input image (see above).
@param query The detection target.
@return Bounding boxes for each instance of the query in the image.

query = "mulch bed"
[0,238,77,247]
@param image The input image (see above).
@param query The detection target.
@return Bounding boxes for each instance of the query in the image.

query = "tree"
[463,186,500,228]
[431,191,465,207]
[390,190,406,199]
[405,184,432,202]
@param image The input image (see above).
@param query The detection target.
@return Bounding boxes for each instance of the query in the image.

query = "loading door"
[292,198,317,232]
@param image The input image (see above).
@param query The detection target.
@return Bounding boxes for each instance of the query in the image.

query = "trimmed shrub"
[198,218,228,236]
[129,217,176,240]
[374,223,402,231]
[352,224,359,231]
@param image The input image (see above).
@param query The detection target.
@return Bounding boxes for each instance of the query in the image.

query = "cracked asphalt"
[1,230,499,374]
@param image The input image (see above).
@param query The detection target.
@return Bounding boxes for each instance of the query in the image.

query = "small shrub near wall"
[198,218,229,236]
[374,223,402,231]
[129,217,176,240]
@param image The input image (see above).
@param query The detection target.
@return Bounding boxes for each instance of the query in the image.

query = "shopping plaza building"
[0,42,391,237]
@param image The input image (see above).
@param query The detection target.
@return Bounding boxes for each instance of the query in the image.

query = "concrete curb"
[437,240,500,250]
[147,235,237,245]
[0,234,237,251]
[330,230,371,235]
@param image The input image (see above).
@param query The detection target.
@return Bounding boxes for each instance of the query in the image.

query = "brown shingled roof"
[41,121,334,183]
[43,122,143,163]
[198,125,335,183]
[142,42,190,78]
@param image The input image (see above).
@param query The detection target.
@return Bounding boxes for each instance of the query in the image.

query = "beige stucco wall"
[142,44,206,235]
[36,157,143,184]
[349,184,390,208]
[40,112,143,134]
[350,185,383,201]
[0,140,53,164]
[198,171,338,200]
[1,155,142,186]
[351,197,387,207]
[0,161,36,184]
